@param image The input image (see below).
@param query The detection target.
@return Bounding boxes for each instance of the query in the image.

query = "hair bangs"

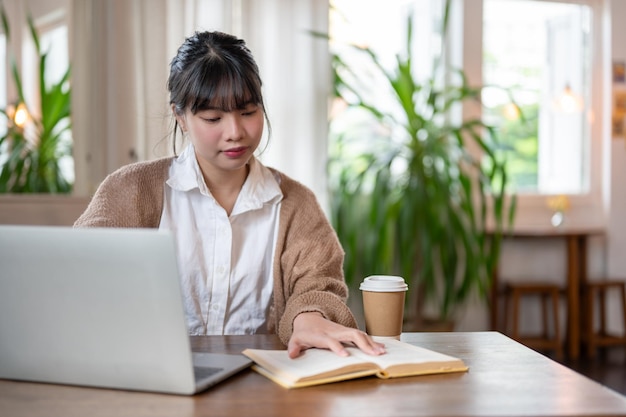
[188,59,262,114]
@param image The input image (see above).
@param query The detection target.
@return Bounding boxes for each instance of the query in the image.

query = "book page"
[348,337,463,368]
[346,337,468,377]
[243,347,379,383]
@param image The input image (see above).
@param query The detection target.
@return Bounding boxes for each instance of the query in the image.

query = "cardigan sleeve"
[273,176,358,345]
[74,158,171,228]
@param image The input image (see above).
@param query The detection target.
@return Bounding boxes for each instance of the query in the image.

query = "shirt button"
[211,304,220,312]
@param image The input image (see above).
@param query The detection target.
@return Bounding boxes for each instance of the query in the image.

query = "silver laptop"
[0,225,252,395]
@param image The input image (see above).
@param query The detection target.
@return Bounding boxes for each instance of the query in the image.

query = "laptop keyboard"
[193,366,223,381]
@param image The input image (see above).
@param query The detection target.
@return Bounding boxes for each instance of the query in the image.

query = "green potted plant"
[327,1,516,329]
[0,6,72,193]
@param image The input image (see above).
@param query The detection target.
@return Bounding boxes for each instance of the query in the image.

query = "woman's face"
[176,102,264,178]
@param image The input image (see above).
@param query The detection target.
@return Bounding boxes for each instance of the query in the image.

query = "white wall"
[607,0,626,277]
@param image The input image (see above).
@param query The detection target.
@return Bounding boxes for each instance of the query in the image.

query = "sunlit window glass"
[328,0,442,184]
[482,0,591,194]
[40,25,73,185]
[0,33,6,166]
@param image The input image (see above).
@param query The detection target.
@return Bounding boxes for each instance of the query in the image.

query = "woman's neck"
[201,163,250,216]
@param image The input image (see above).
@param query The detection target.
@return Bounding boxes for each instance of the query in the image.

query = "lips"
[222,147,248,158]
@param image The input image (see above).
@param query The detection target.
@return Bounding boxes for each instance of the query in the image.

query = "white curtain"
[240,0,331,208]
[70,0,330,208]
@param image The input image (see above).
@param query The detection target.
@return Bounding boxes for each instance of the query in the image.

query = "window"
[479,0,605,228]
[331,0,606,228]
[328,0,445,186]
[0,33,6,139]
[483,0,592,195]
[39,23,73,184]
[0,32,10,168]
[0,4,73,192]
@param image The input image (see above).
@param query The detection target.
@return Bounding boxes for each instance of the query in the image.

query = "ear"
[172,104,187,132]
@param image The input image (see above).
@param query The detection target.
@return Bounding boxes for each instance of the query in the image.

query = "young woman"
[75,31,384,359]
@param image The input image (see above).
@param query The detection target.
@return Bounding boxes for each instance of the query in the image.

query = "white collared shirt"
[159,144,283,335]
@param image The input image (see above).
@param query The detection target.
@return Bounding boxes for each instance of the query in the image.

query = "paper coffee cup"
[359,275,408,339]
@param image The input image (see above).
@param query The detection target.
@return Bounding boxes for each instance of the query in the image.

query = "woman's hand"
[287,312,386,359]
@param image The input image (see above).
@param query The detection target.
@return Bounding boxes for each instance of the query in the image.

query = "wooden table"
[490,227,605,359]
[2,332,626,417]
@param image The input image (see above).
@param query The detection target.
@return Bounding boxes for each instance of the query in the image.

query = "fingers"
[287,339,304,359]
[287,331,350,358]
[347,330,386,356]
[288,312,386,358]
[322,338,350,357]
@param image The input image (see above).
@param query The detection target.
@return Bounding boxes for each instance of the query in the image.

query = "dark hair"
[167,31,270,154]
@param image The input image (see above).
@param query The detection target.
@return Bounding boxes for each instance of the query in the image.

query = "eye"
[199,113,221,123]
[240,104,259,116]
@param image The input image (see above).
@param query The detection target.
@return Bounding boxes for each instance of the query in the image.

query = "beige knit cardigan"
[74,157,358,345]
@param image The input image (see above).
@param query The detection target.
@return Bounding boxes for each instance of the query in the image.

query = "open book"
[242,337,468,388]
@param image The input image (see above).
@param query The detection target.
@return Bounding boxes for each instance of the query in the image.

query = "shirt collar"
[166,144,207,193]
[166,144,283,213]
[234,156,283,215]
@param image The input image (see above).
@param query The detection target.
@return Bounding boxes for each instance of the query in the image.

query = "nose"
[225,114,244,142]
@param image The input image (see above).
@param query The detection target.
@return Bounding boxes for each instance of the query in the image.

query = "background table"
[490,227,605,359]
[1,332,626,417]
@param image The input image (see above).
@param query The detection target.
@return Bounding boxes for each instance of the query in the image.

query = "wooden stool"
[504,283,563,360]
[582,279,626,358]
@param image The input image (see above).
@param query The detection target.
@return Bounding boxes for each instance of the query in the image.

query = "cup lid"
[359,275,408,292]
